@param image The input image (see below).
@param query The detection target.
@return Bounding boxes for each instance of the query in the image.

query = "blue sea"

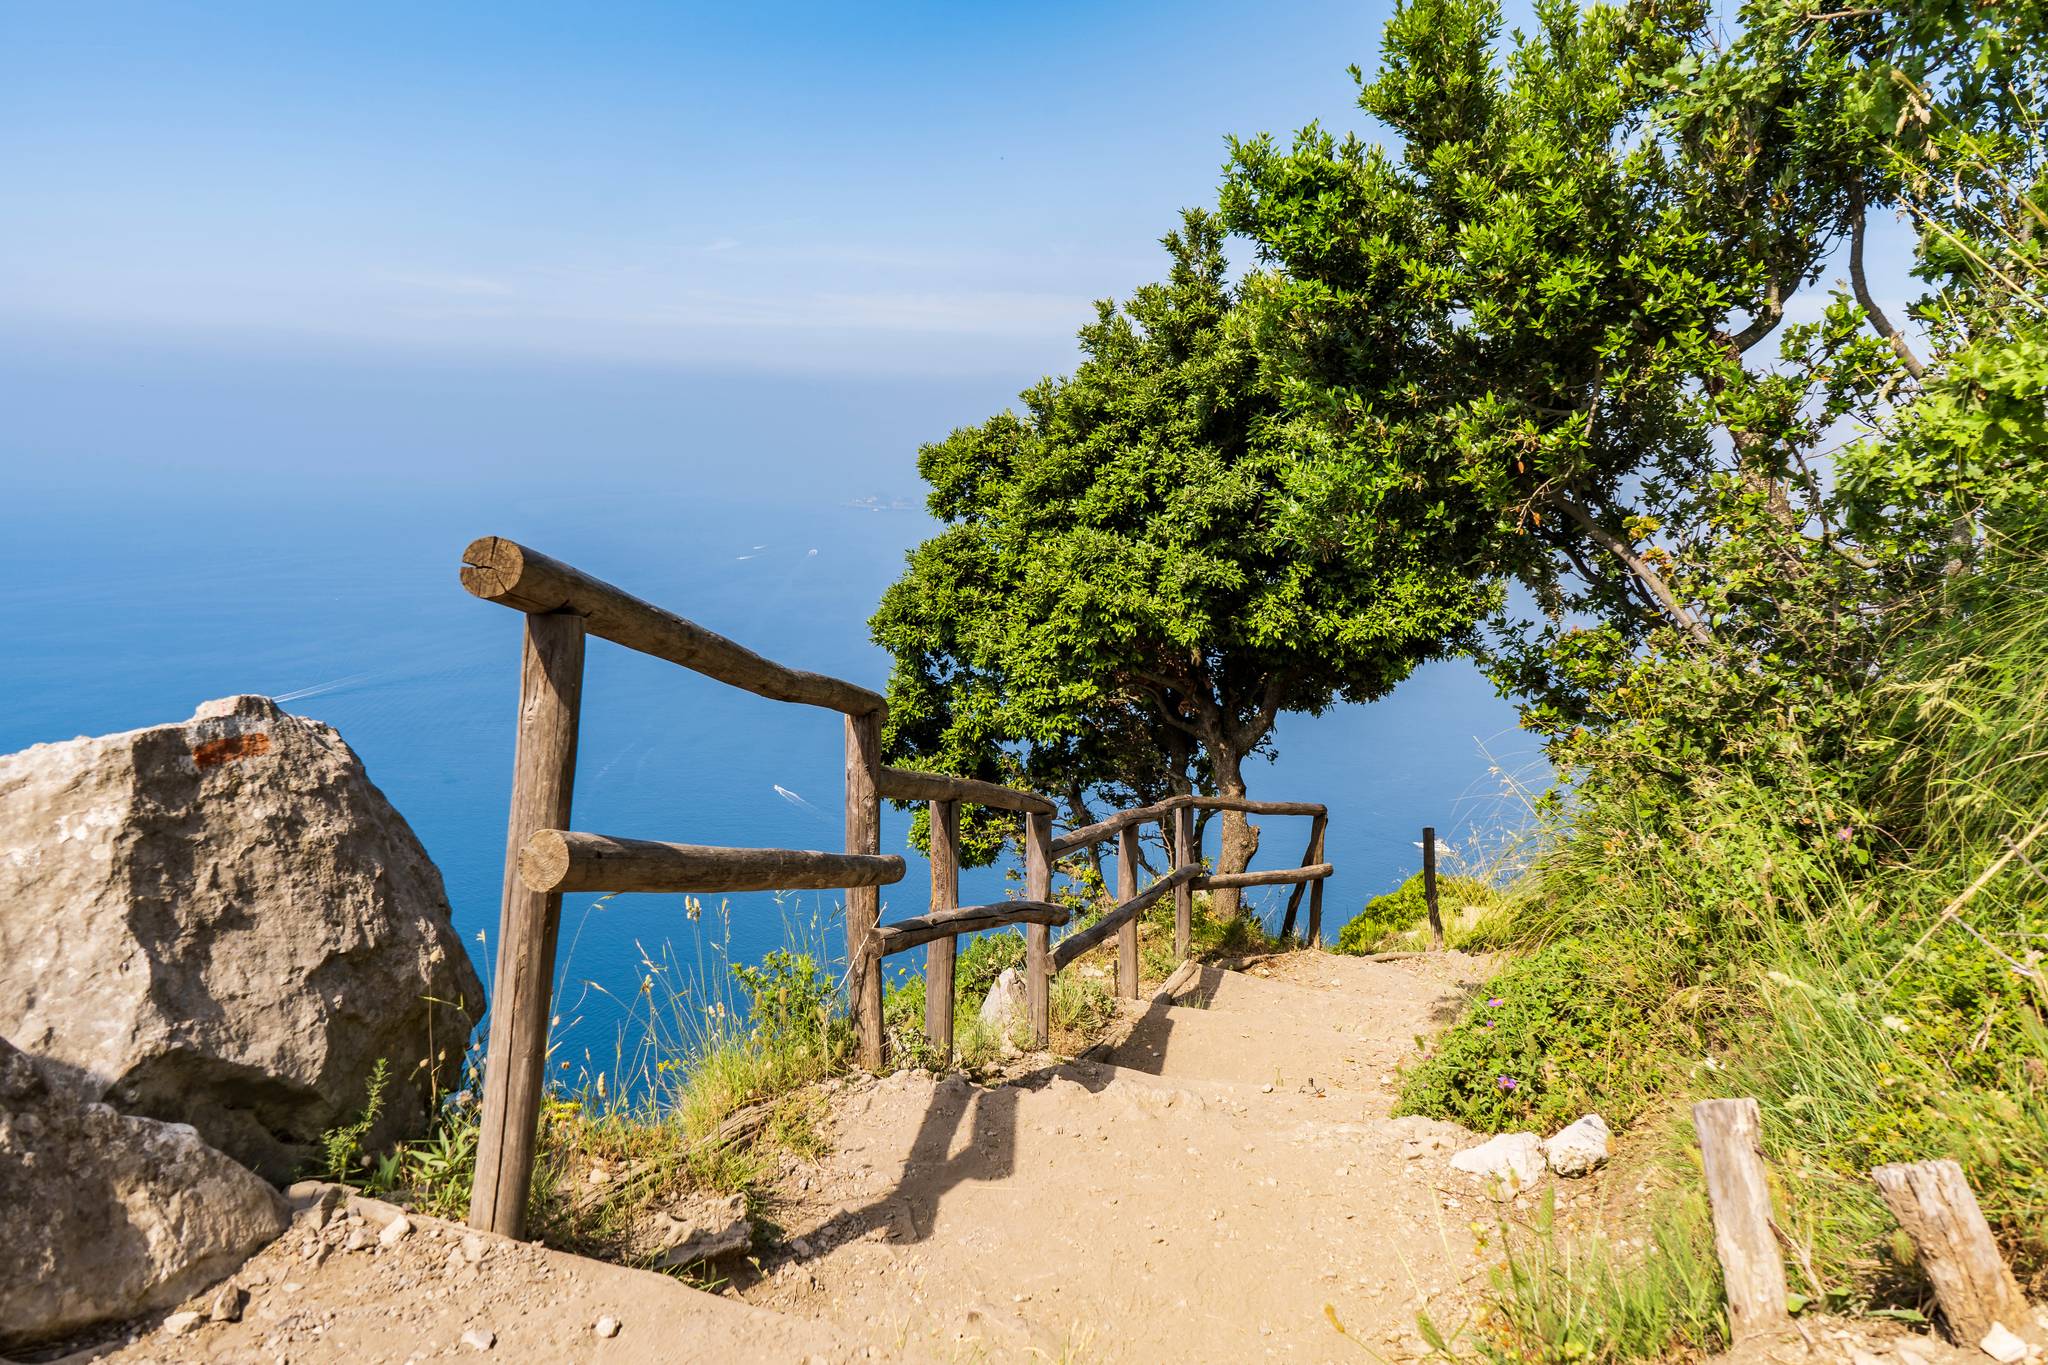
[0,330,1540,1079]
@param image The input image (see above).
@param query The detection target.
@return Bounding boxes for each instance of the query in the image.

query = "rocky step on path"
[739,950,1519,1363]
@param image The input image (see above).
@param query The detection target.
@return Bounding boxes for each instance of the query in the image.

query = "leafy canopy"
[871,210,1495,861]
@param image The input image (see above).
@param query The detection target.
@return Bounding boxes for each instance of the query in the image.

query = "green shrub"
[730,949,833,1045]
[1334,871,1501,954]
[1396,935,1690,1131]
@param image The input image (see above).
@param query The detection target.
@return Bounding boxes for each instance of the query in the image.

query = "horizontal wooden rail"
[1049,865,1200,973]
[870,899,1071,956]
[876,766,1057,815]
[462,536,885,716]
[1049,794,1328,856]
[1197,862,1334,891]
[520,830,905,895]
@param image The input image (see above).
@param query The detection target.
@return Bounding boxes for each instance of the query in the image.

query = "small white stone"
[461,1328,497,1352]
[379,1213,413,1247]
[1543,1114,1612,1177]
[1979,1322,2028,1364]
[162,1310,204,1337]
[1449,1132,1547,1196]
[594,1316,620,1339]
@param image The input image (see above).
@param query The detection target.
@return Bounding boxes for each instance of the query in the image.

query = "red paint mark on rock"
[192,731,272,771]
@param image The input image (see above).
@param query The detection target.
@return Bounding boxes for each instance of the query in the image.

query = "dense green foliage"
[871,212,1495,890]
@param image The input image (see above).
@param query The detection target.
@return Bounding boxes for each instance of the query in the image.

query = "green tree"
[1220,0,2044,763]
[871,210,1494,914]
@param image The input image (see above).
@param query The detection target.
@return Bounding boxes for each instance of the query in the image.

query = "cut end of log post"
[459,535,528,602]
[518,828,573,893]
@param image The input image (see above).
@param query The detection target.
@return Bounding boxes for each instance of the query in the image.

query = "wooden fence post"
[470,611,585,1239]
[846,710,884,1070]
[924,798,959,1061]
[1024,810,1053,1048]
[1115,824,1141,999]
[1873,1160,2042,1351]
[1172,805,1195,960]
[1422,824,1444,950]
[1306,813,1328,947]
[1694,1098,1791,1342]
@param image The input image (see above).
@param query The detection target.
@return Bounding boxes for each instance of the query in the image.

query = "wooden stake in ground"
[1422,825,1443,950]
[1024,810,1053,1048]
[1172,805,1195,960]
[1305,813,1327,947]
[1693,1098,1791,1341]
[1872,1160,2043,1351]
[1115,824,1141,999]
[470,611,585,1239]
[924,798,959,1061]
[845,710,884,1070]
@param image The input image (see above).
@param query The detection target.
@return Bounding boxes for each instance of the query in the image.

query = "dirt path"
[736,951,1504,1363]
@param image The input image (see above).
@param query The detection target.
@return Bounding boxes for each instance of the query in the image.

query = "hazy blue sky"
[1,1,1452,379]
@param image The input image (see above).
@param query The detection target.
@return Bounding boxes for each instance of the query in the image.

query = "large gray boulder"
[0,1034,289,1350]
[0,695,484,1181]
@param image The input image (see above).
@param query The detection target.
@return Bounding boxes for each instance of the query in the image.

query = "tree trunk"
[1209,745,1261,920]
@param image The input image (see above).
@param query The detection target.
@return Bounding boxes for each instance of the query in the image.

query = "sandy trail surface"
[737,952,1499,1363]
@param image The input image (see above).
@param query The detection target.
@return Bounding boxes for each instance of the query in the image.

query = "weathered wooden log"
[925,799,959,1060]
[846,711,884,1070]
[870,900,1071,956]
[519,830,904,894]
[1049,801,1174,855]
[1152,956,1202,1004]
[1694,1098,1791,1341]
[1305,814,1328,946]
[1116,825,1141,1000]
[1196,863,1334,891]
[876,766,1056,815]
[1048,794,1327,856]
[470,612,584,1240]
[1024,810,1054,1048]
[461,536,884,716]
[1049,866,1201,974]
[1172,804,1195,960]
[1423,824,1444,950]
[1872,1160,2042,1351]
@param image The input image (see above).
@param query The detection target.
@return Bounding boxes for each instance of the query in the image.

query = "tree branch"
[1851,183,1927,379]
[1551,493,1713,645]
[1729,279,1787,354]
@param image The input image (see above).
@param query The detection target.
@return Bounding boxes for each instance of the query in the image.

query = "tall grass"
[1402,554,2048,1356]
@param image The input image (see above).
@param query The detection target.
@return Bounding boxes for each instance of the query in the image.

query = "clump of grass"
[1452,1188,1728,1364]
[319,1057,391,1183]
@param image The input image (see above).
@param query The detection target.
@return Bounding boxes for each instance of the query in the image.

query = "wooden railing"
[456,537,1332,1236]
[1043,795,1331,990]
